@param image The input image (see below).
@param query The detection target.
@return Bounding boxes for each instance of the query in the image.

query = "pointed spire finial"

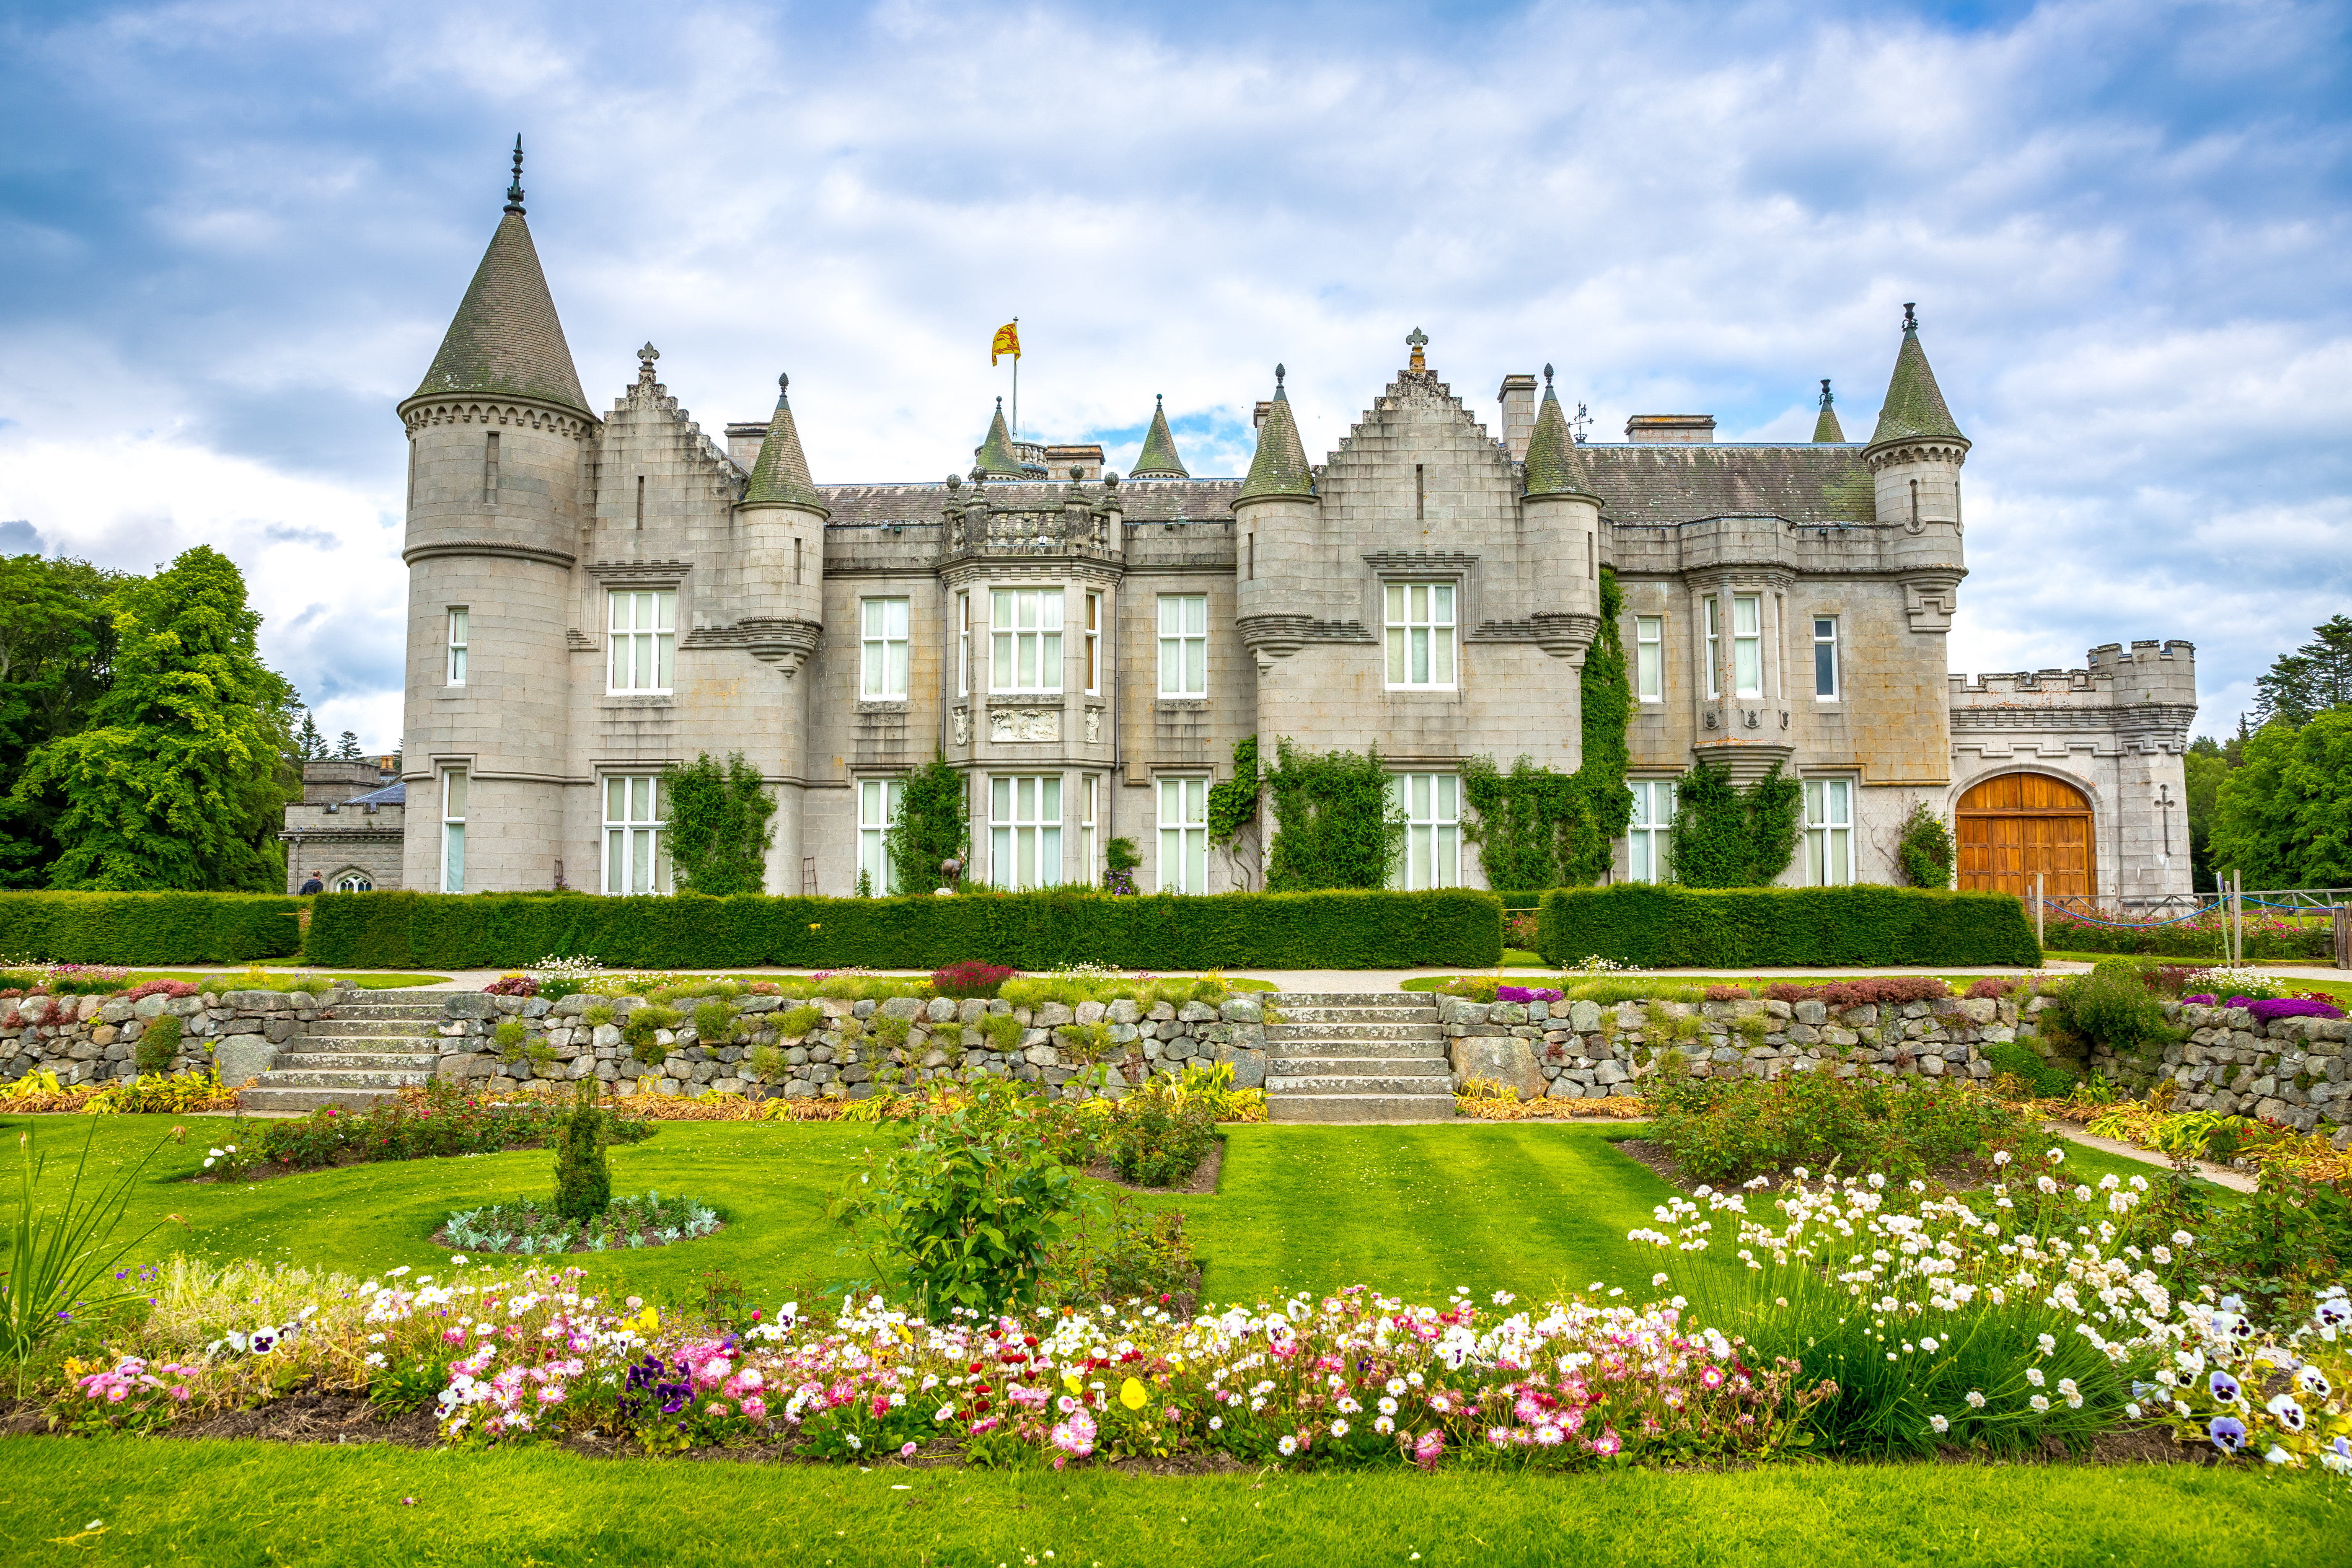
[1274,363,1287,397]
[1407,327,1428,373]
[504,136,526,215]
[779,371,791,395]
[1903,302,1918,334]
[1819,378,1834,409]
[1543,363,1555,387]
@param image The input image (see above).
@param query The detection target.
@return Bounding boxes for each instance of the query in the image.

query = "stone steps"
[272,1050,439,1073]
[240,1085,409,1112]
[238,991,451,1114]
[1262,992,1454,1123]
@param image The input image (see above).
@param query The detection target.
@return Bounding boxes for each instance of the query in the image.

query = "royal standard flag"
[991,322,1020,365]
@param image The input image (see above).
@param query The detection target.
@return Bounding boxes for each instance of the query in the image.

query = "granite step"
[1269,993,1442,1010]
[238,1086,408,1113]
[1265,1022,1446,1044]
[1269,1039,1450,1064]
[1270,1052,1448,1076]
[1267,1091,1458,1124]
[272,1051,441,1073]
[1271,1005,1441,1025]
[1267,1071,1452,1096]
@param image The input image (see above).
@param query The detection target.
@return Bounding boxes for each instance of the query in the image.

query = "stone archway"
[1956,773,2094,899]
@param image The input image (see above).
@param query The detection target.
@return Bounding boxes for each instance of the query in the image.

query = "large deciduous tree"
[0,554,130,886]
[2209,711,2352,889]
[2252,614,2352,729]
[10,546,298,890]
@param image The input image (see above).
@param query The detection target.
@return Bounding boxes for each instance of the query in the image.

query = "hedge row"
[2043,914,2332,963]
[0,892,303,965]
[305,887,1506,972]
[1536,884,2042,969]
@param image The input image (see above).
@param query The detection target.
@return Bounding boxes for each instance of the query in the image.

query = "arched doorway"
[1956,774,2094,898]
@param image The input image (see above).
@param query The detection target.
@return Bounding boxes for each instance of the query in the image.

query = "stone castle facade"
[335,160,2197,907]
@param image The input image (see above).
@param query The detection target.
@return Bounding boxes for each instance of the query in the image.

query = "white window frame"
[1383,581,1457,689]
[1733,593,1762,699]
[603,774,670,895]
[1079,773,1099,886]
[860,596,910,700]
[956,593,970,698]
[1635,615,1662,703]
[1157,776,1208,893]
[1157,593,1207,697]
[334,872,373,893]
[1813,616,1840,701]
[1803,779,1853,887]
[990,774,1062,890]
[1627,779,1677,884]
[439,768,467,893]
[1704,598,1721,700]
[859,778,905,895]
[991,588,1063,694]
[1084,592,1102,696]
[445,608,468,687]
[1388,773,1460,890]
[606,589,676,695]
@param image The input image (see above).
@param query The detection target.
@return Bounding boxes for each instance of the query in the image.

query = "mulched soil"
[1083,1138,1222,1195]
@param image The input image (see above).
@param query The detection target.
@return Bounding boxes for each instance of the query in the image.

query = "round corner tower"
[397,149,596,893]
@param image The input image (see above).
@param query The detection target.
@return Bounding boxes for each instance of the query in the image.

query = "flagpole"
[1011,316,1019,438]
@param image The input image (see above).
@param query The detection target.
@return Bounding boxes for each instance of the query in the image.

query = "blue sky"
[2,0,2346,751]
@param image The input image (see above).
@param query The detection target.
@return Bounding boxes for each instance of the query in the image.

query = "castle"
[285,156,2198,908]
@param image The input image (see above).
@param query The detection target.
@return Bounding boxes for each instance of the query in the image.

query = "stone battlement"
[1951,640,2197,707]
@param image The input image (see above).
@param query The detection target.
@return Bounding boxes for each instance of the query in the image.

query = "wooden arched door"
[1956,774,2094,898]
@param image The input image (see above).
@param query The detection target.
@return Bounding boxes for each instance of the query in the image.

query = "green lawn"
[5,1114,2219,1313]
[0,1437,2339,1568]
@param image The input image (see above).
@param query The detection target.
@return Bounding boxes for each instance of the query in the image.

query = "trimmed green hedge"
[2042,913,2331,962]
[1537,885,2042,969]
[306,887,1505,971]
[0,892,302,964]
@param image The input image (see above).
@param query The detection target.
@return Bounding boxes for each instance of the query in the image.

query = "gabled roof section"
[1522,369,1598,500]
[413,210,590,415]
[973,398,1025,479]
[1812,379,1845,443]
[742,373,828,515]
[1868,306,1964,447]
[1130,395,1190,479]
[1235,367,1315,502]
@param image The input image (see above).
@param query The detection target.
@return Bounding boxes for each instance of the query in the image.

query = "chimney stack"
[1626,415,1715,445]
[1497,374,1538,462]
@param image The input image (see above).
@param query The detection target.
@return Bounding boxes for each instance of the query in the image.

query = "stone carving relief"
[1084,707,1102,744]
[988,707,1061,743]
[952,707,970,745]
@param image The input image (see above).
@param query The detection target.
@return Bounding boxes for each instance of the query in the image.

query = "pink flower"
[900,1441,918,1457]
[1593,1428,1621,1457]
[740,1396,767,1422]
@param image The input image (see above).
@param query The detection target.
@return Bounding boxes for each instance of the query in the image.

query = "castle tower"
[1128,395,1190,479]
[1864,303,1969,657]
[1519,366,1603,657]
[733,373,831,891]
[1812,378,1844,442]
[396,141,594,893]
[1231,365,1320,670]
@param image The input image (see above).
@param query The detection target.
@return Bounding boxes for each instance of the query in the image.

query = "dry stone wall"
[0,981,360,1089]
[432,991,1270,1101]
[2163,1002,2350,1143]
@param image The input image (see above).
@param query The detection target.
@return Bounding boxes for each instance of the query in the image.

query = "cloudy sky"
[3,0,2346,752]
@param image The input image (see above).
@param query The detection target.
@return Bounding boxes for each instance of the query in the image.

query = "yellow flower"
[1064,1371,1083,1395]
[1120,1378,1148,1410]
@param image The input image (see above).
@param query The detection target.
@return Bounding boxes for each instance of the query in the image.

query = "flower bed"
[199,1083,655,1180]
[1645,1065,2033,1185]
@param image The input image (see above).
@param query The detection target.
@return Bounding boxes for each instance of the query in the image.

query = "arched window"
[333,872,375,893]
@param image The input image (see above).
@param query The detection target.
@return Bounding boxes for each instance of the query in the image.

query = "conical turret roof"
[413,208,589,416]
[971,399,1025,480]
[1522,369,1597,500]
[1868,307,1964,447]
[742,373,828,516]
[1812,379,1845,442]
[1130,395,1190,479]
[1236,367,1314,501]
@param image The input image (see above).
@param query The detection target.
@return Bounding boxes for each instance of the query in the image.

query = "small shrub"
[932,962,1017,998]
[1100,1089,1216,1188]
[1986,1040,2076,1100]
[494,1018,527,1056]
[873,1014,912,1049]
[552,1080,611,1223]
[747,1043,787,1084]
[779,1004,823,1038]
[132,1013,183,1076]
[1647,1066,2031,1185]
[583,1003,615,1027]
[692,1000,734,1044]
[2051,960,2175,1051]
[1053,1021,1112,1063]
[623,1006,681,1068]
[1704,984,1752,1002]
[484,974,539,997]
[1896,802,1956,889]
[977,1012,1025,1052]
[1964,977,2013,1000]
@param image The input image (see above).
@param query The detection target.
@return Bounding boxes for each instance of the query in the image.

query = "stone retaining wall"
[436,991,1271,1101]
[0,981,358,1089]
[1438,991,2352,1150]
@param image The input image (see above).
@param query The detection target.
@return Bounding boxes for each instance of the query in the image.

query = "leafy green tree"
[2210,711,2352,888]
[2183,736,2230,893]
[0,555,126,886]
[293,711,326,761]
[659,751,776,896]
[2252,614,2352,729]
[1568,567,1635,883]
[10,546,296,890]
[885,752,970,894]
[335,730,362,761]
